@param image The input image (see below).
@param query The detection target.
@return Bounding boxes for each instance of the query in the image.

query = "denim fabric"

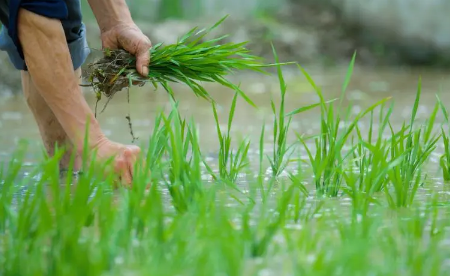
[0,0,90,71]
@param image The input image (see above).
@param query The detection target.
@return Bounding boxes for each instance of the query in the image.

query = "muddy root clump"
[86,49,147,100]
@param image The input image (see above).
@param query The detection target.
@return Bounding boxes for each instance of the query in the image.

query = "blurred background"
[1,0,450,156]
[2,0,450,92]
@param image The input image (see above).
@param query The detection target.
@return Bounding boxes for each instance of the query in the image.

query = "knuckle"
[139,38,152,50]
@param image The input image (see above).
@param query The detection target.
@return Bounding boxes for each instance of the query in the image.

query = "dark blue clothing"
[7,0,69,61]
[0,0,7,26]
[0,0,90,71]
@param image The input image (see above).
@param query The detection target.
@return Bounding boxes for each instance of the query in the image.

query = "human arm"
[87,0,152,77]
[86,0,134,32]
[18,8,106,152]
[17,8,140,185]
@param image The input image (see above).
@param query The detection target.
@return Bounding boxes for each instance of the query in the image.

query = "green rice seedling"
[173,196,246,275]
[1,132,174,274]
[286,149,309,209]
[268,45,322,179]
[344,102,396,199]
[1,148,107,275]
[436,94,450,181]
[267,46,294,179]
[355,139,392,192]
[241,179,306,258]
[0,140,29,232]
[114,171,167,256]
[86,16,294,111]
[283,197,448,276]
[342,164,380,217]
[256,122,267,202]
[349,134,390,195]
[440,129,450,181]
[143,110,169,175]
[212,92,251,184]
[13,155,157,274]
[296,53,391,197]
[347,93,438,206]
[159,99,206,213]
[423,101,440,145]
[159,97,234,212]
[380,129,415,208]
[383,82,440,208]
[284,176,310,223]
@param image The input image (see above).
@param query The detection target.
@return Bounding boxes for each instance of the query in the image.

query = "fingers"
[135,38,152,77]
[106,144,150,189]
[122,165,133,187]
[115,146,141,188]
[114,158,131,187]
[102,24,152,77]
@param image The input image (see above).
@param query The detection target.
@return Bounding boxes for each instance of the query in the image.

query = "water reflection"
[1,65,450,161]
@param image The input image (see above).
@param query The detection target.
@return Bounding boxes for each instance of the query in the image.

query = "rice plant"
[268,45,322,178]
[241,179,309,258]
[296,53,391,197]
[383,80,440,208]
[212,92,251,184]
[436,95,450,181]
[160,98,207,213]
[346,102,394,197]
[85,15,294,112]
[3,38,450,276]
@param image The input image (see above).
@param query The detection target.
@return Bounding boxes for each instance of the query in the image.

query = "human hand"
[93,139,149,188]
[100,23,152,77]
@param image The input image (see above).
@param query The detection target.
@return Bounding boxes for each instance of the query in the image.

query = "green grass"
[2,50,450,275]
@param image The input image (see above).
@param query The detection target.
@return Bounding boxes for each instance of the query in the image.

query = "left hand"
[100,23,152,77]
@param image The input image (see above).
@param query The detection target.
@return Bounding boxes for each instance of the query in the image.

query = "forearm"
[87,0,134,32]
[17,9,107,152]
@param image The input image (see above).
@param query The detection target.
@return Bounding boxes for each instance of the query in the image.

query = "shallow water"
[2,65,449,150]
[3,65,450,275]
[1,64,450,200]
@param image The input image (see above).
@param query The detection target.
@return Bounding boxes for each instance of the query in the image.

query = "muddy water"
[1,65,450,175]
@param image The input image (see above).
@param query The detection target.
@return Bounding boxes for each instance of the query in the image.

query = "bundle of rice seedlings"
[85,15,292,111]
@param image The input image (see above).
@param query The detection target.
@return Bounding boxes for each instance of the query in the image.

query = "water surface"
[1,65,450,196]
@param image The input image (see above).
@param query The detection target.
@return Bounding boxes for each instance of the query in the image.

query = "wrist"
[87,0,134,33]
[81,116,111,152]
[69,115,108,156]
[100,21,137,38]
[99,19,135,34]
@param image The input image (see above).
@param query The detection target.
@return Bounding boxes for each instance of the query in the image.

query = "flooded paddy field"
[1,63,450,275]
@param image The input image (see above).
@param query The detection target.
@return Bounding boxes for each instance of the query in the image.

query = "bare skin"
[16,1,152,186]
[20,69,83,170]
[87,0,151,76]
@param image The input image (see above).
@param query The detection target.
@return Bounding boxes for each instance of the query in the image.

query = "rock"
[330,0,450,64]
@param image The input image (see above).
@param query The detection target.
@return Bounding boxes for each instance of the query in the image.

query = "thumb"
[135,40,152,77]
